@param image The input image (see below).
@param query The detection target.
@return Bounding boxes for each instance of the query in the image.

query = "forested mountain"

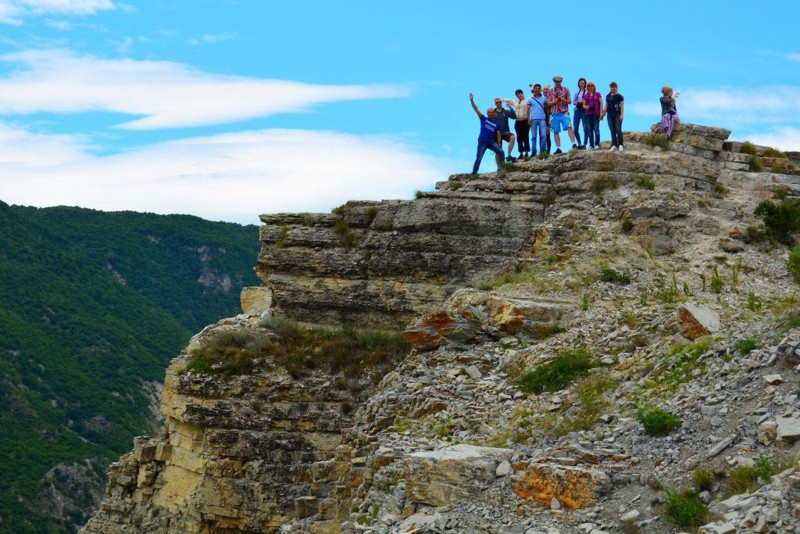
[0,202,260,532]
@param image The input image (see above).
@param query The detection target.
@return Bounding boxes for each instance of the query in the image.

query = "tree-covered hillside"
[0,202,260,533]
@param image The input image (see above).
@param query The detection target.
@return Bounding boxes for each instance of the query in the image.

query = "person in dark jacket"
[469,93,505,174]
[492,97,518,162]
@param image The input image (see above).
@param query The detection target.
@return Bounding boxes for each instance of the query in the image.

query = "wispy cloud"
[188,32,236,46]
[44,18,71,30]
[0,49,414,130]
[0,0,116,25]
[0,123,451,223]
[630,86,799,129]
[746,127,800,151]
[787,53,800,62]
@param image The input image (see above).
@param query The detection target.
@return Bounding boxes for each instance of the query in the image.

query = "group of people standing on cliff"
[469,76,680,174]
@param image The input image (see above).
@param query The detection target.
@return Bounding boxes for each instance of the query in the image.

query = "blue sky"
[0,0,797,223]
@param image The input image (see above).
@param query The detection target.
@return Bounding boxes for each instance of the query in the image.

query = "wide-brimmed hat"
[552,75,563,82]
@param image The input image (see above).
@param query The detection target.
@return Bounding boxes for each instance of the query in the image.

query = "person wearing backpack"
[469,93,505,174]
[527,84,549,157]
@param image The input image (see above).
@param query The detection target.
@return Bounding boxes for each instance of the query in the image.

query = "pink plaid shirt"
[548,85,571,114]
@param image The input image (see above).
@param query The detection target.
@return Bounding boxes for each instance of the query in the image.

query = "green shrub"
[710,265,724,294]
[664,488,708,529]
[621,218,634,233]
[763,148,787,159]
[184,320,409,382]
[333,219,357,251]
[754,199,800,245]
[415,190,425,199]
[543,191,556,207]
[713,182,728,196]
[788,247,800,282]
[635,174,655,190]
[366,205,379,223]
[740,142,757,155]
[517,348,594,394]
[747,292,762,311]
[750,156,764,172]
[591,175,619,196]
[733,336,759,355]
[275,225,289,249]
[599,268,631,284]
[638,407,682,436]
[725,466,759,496]
[643,133,670,148]
[693,468,716,492]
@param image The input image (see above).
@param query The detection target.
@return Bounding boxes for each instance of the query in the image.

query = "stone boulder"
[677,303,721,340]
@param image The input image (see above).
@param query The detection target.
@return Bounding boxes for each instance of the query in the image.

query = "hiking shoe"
[572,144,578,150]
[593,145,600,150]
[609,146,617,152]
[506,156,517,163]
[618,145,624,152]
[554,148,563,155]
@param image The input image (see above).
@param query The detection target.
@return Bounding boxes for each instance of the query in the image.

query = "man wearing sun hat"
[547,75,578,154]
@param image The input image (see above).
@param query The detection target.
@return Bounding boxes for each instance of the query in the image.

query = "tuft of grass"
[788,247,800,282]
[638,407,682,436]
[468,270,537,291]
[542,191,556,207]
[366,205,380,224]
[414,190,425,199]
[747,292,762,311]
[591,175,619,196]
[710,265,724,294]
[332,204,347,216]
[725,466,759,496]
[740,141,757,155]
[599,268,631,285]
[529,323,567,339]
[333,219,357,251]
[643,132,670,148]
[664,488,708,529]
[183,319,409,383]
[664,338,712,388]
[517,348,594,394]
[275,224,289,249]
[763,147,787,159]
[754,198,800,245]
[693,469,716,492]
[621,218,635,233]
[733,336,759,355]
[635,174,655,190]
[749,156,764,172]
[713,181,728,197]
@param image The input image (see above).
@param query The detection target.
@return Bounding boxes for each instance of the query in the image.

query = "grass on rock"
[517,348,594,394]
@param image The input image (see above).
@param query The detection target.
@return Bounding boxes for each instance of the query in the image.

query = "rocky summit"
[83,125,800,534]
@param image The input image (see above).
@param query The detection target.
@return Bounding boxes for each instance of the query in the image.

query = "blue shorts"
[550,113,571,134]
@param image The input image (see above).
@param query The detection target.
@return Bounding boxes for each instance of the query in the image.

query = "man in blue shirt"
[527,84,549,157]
[470,93,505,174]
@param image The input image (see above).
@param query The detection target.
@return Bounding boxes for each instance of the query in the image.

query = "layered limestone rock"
[85,124,800,534]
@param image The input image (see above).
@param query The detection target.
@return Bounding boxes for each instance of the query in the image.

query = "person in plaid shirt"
[547,75,578,154]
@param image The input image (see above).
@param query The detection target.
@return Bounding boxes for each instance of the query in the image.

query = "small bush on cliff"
[788,247,800,282]
[183,320,409,382]
[643,133,669,148]
[634,174,655,190]
[664,488,708,529]
[763,147,787,159]
[638,407,682,436]
[333,219,357,251]
[517,348,594,394]
[750,156,764,172]
[591,175,619,196]
[740,141,757,155]
[599,268,630,284]
[754,198,800,245]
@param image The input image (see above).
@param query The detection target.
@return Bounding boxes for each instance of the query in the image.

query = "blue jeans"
[607,114,623,147]
[573,107,585,146]
[472,140,504,173]
[584,114,599,146]
[530,119,547,153]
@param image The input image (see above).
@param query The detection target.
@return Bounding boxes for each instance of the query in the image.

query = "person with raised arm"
[469,93,505,174]
[547,75,578,154]
[492,97,518,162]
[601,81,625,151]
[655,86,680,138]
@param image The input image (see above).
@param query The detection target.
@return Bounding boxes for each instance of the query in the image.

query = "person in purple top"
[469,93,505,174]
[582,81,603,149]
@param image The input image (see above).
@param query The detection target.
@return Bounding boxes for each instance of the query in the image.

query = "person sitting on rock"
[582,81,603,149]
[492,97,518,162]
[527,84,549,158]
[547,75,578,154]
[469,93,505,174]
[655,86,680,138]
[602,81,625,151]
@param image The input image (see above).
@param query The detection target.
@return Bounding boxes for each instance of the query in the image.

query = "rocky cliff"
[84,125,800,534]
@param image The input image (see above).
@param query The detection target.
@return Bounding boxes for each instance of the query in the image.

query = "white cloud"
[0,123,451,224]
[44,18,71,29]
[630,86,799,129]
[746,127,800,152]
[0,0,116,24]
[787,53,800,62]
[0,49,413,130]
[188,32,236,46]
